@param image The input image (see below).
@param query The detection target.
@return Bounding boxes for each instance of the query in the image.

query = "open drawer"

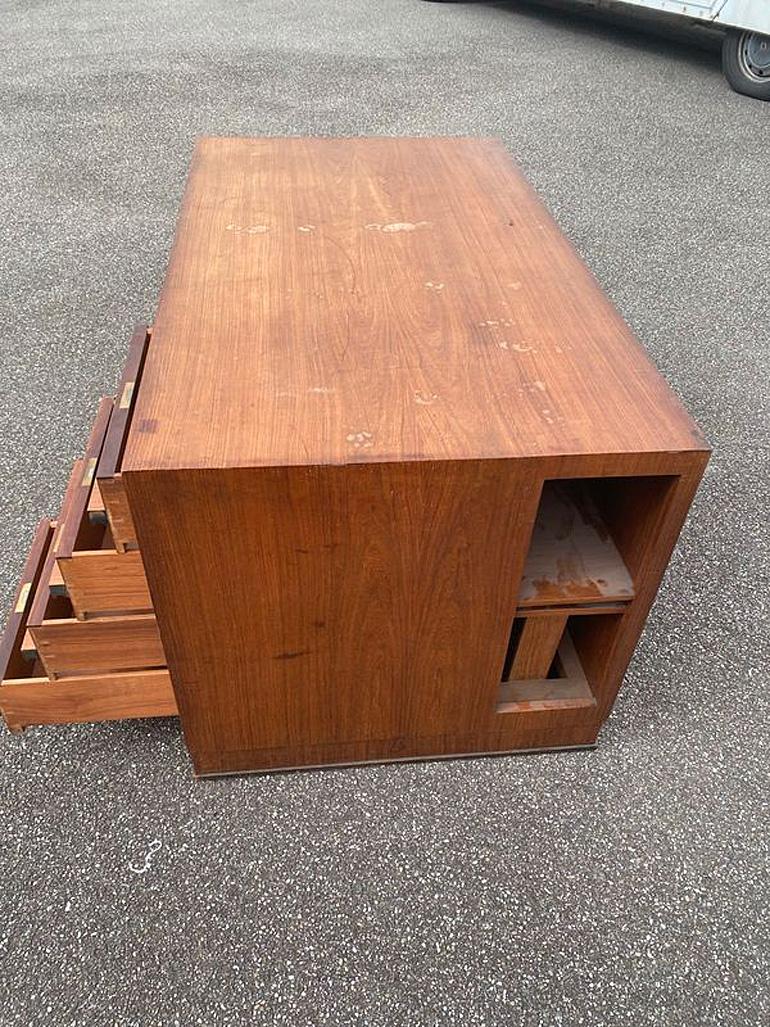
[96,323,151,552]
[24,511,163,679]
[0,519,176,732]
[52,431,151,619]
[30,333,154,619]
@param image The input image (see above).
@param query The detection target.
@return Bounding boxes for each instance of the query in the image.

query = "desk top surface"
[123,136,706,472]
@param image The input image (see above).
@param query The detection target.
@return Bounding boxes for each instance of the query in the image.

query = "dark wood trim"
[97,324,151,480]
[0,519,53,682]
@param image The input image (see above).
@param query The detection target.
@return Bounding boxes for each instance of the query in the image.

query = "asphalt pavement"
[1,1,768,1024]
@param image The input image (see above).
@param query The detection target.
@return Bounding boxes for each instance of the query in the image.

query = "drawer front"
[0,670,176,732]
[96,324,151,551]
[26,515,164,679]
[24,447,151,621]
[58,548,152,618]
[53,398,113,561]
[27,458,93,632]
[29,613,164,679]
[0,519,54,684]
[1,522,173,732]
[97,477,135,553]
[37,378,154,619]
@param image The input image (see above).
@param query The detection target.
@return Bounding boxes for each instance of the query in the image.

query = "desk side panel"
[125,461,541,774]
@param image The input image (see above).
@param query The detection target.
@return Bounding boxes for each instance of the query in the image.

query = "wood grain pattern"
[516,601,628,618]
[126,461,541,774]
[55,398,112,559]
[98,481,135,552]
[508,614,567,680]
[98,326,150,478]
[127,455,708,775]
[97,325,149,550]
[1,516,167,732]
[45,395,153,618]
[0,669,176,731]
[28,459,89,630]
[0,141,711,761]
[123,137,706,475]
[58,548,151,617]
[569,463,709,723]
[497,632,594,713]
[30,614,164,679]
[113,139,709,773]
[0,519,53,683]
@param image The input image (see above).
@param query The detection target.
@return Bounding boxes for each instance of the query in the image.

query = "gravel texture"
[1,1,768,1024]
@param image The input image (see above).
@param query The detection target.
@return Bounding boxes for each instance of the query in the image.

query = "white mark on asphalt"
[128,838,162,876]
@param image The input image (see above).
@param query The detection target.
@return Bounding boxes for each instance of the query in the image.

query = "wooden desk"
[1,138,709,775]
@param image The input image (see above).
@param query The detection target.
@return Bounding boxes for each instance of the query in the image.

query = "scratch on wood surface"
[365,221,431,233]
[226,223,270,234]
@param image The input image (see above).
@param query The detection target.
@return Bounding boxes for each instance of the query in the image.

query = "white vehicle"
[424,0,770,100]
[622,1,770,98]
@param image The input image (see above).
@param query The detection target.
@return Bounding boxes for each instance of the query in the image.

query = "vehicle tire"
[722,29,770,100]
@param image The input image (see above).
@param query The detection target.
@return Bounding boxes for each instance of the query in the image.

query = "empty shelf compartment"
[517,480,635,611]
[497,631,595,713]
